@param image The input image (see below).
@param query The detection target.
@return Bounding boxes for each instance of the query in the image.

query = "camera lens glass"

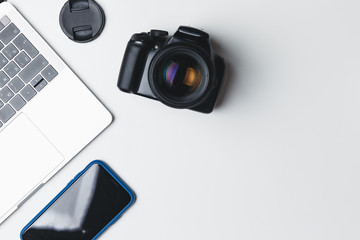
[152,50,209,104]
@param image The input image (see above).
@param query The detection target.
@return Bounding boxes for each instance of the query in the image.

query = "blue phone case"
[20,160,135,240]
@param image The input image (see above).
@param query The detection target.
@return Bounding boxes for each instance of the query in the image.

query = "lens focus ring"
[148,43,214,109]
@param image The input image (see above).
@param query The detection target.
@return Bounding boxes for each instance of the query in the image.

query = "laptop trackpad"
[0,113,64,218]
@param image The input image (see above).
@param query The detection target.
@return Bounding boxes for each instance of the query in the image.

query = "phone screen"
[21,163,133,240]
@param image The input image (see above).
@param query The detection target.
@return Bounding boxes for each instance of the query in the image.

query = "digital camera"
[117,26,225,113]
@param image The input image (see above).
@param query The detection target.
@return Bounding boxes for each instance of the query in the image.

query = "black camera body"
[117,26,225,113]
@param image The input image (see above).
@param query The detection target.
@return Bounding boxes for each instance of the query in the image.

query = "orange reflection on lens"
[183,67,201,90]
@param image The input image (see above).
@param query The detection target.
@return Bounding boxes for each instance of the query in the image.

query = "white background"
[1,0,360,239]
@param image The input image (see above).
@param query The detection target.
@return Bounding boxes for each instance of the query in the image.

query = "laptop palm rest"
[0,113,64,220]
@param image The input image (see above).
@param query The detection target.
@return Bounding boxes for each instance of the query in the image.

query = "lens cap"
[59,0,105,43]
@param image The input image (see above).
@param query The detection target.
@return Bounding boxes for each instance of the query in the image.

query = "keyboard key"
[0,100,3,108]
[0,23,20,44]
[13,34,39,58]
[31,75,47,92]
[19,54,48,83]
[2,43,18,60]
[8,77,25,93]
[20,85,36,101]
[41,65,58,82]
[0,53,8,69]
[0,86,14,103]
[9,94,26,111]
[0,42,4,50]
[0,104,15,123]
[14,51,31,68]
[0,71,10,88]
[0,22,4,32]
[0,16,10,27]
[4,61,20,78]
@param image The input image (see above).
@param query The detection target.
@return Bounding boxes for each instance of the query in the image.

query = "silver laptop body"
[0,2,112,224]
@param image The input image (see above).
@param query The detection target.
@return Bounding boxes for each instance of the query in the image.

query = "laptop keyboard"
[0,15,57,128]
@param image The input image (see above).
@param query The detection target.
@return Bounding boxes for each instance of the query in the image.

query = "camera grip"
[118,35,154,93]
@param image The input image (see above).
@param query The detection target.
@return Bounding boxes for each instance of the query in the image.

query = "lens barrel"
[149,43,214,109]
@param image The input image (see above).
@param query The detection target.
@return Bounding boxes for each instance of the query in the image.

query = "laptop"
[0,2,112,224]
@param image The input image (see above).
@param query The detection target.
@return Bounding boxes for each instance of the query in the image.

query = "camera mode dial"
[131,33,152,42]
[150,30,168,37]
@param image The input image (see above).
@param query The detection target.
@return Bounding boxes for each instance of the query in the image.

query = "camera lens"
[149,44,213,108]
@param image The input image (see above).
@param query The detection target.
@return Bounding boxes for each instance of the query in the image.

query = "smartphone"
[20,160,135,240]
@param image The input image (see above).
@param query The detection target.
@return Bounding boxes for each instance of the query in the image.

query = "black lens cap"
[59,0,105,43]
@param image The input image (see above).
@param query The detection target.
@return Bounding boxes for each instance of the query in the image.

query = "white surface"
[0,0,359,239]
